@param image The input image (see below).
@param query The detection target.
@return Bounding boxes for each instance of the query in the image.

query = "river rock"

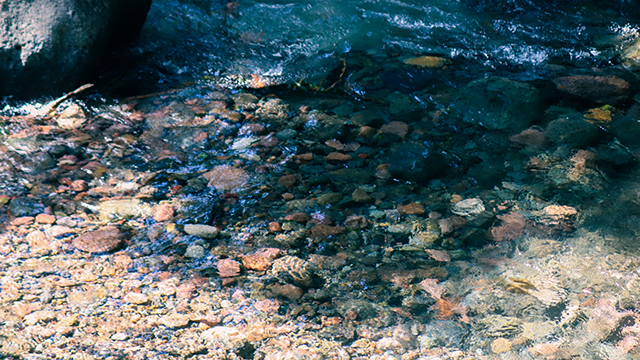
[184,224,219,239]
[611,105,640,148]
[0,0,152,98]
[72,226,123,253]
[9,197,45,217]
[387,142,446,183]
[545,112,604,148]
[553,75,630,105]
[457,77,543,131]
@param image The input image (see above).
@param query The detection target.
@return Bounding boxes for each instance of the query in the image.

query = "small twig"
[321,58,347,93]
[40,83,94,117]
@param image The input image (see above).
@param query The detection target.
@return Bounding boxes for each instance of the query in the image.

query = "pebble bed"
[3,49,640,360]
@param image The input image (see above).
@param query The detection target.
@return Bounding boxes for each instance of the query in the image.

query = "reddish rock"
[10,216,34,226]
[296,153,314,162]
[72,226,123,253]
[267,283,303,301]
[282,193,295,200]
[35,214,56,224]
[311,224,346,239]
[153,204,174,222]
[278,175,297,189]
[217,258,242,278]
[509,128,547,148]
[284,213,310,223]
[326,152,352,161]
[243,248,283,272]
[26,230,48,252]
[254,298,280,313]
[268,222,282,232]
[398,203,426,215]
[491,212,527,241]
[70,180,89,192]
[176,282,196,299]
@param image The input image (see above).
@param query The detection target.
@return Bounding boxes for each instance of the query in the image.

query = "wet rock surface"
[0,0,152,97]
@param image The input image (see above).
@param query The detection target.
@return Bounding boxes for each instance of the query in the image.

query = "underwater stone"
[184,224,219,239]
[457,77,543,131]
[9,197,45,217]
[387,142,446,183]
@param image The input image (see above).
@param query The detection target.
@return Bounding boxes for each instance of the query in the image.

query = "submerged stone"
[9,197,45,217]
[457,77,543,131]
[72,226,123,253]
[184,224,219,239]
[387,142,445,183]
[553,75,630,105]
[203,165,250,191]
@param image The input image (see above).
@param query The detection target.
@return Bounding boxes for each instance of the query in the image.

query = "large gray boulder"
[0,0,151,98]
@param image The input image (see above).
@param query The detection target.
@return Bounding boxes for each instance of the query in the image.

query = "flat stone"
[398,203,426,215]
[124,292,149,305]
[266,283,303,301]
[203,165,250,191]
[45,225,74,238]
[326,152,352,161]
[379,121,409,138]
[10,216,34,226]
[254,298,280,313]
[553,75,630,105]
[217,258,242,278]
[35,214,56,224]
[184,224,219,239]
[158,314,190,329]
[72,226,123,253]
[284,213,310,223]
[352,188,373,203]
[317,193,343,206]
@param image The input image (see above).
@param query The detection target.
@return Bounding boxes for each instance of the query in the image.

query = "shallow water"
[4,0,640,358]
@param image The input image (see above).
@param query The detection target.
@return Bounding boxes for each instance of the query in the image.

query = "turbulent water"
[122,0,639,89]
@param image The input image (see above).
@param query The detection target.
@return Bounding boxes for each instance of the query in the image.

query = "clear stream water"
[6,0,640,358]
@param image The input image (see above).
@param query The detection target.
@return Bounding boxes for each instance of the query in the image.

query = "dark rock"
[545,112,605,148]
[0,0,152,98]
[553,75,631,106]
[296,111,346,142]
[387,142,446,183]
[457,77,543,131]
[9,197,45,217]
[329,168,374,185]
[611,106,640,148]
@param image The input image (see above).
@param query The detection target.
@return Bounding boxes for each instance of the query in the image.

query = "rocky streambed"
[3,45,640,360]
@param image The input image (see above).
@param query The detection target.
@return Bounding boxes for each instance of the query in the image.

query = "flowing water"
[5,0,640,358]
